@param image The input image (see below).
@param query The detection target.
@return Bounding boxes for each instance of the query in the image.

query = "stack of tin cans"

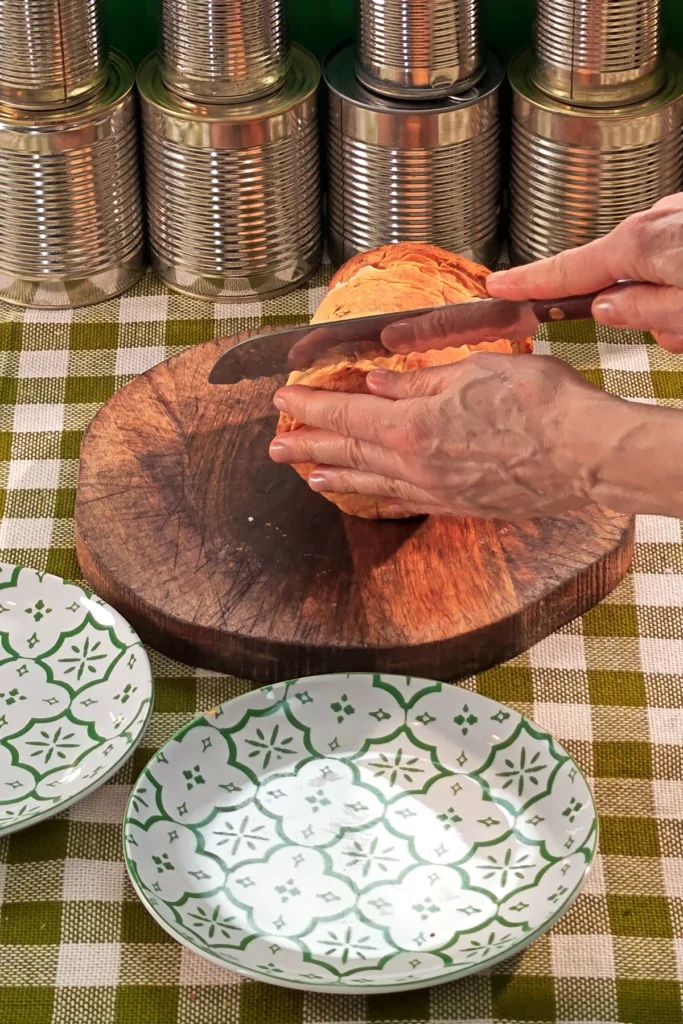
[510,0,683,263]
[0,0,145,308]
[325,0,502,267]
[138,0,322,301]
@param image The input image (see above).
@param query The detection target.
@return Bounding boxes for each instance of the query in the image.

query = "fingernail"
[273,391,288,410]
[366,368,391,388]
[592,298,623,325]
[269,440,286,460]
[308,472,327,491]
[487,271,504,283]
[383,323,415,352]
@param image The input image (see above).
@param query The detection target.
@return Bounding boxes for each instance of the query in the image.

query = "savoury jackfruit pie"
[274,243,534,519]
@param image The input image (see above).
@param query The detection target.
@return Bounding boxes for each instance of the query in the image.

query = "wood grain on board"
[75,329,634,683]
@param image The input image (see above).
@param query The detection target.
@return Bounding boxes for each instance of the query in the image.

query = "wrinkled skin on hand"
[270,353,628,521]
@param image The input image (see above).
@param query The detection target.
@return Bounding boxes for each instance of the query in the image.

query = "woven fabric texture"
[0,266,681,1024]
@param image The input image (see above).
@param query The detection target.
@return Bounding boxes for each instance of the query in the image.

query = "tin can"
[0,0,107,110]
[160,0,288,103]
[356,0,484,100]
[0,51,145,309]
[509,48,683,264]
[533,0,664,107]
[138,44,322,302]
[325,42,502,268]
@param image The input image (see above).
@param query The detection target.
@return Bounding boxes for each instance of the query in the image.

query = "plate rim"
[123,672,598,994]
[0,562,155,837]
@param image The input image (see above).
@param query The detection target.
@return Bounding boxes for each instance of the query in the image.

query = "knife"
[208,288,615,385]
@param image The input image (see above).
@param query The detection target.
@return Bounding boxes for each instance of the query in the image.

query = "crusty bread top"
[327,243,490,294]
[313,243,493,326]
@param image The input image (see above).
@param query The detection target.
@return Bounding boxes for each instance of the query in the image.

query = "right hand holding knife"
[383,195,683,354]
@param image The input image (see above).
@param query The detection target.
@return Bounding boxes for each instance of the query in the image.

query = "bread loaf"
[276,243,534,519]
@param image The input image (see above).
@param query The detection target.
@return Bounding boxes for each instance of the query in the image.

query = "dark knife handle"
[530,282,634,324]
[530,292,601,324]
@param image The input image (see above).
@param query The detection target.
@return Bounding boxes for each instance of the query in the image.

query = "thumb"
[367,366,452,399]
[592,283,683,333]
[652,330,683,353]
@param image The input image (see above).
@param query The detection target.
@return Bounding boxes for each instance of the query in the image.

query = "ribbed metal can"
[325,42,502,268]
[509,48,683,265]
[356,0,484,99]
[533,0,664,107]
[0,51,145,309]
[160,0,288,103]
[0,0,107,110]
[138,44,322,302]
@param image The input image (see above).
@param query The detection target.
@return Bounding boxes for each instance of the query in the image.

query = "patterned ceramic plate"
[0,562,153,835]
[124,673,597,994]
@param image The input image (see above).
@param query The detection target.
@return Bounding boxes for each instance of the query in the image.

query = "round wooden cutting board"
[75,329,634,683]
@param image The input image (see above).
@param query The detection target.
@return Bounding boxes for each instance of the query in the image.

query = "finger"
[273,385,404,445]
[485,235,623,301]
[592,283,683,333]
[307,466,437,506]
[269,428,411,479]
[367,366,453,399]
[381,306,472,353]
[651,330,683,353]
[651,192,683,214]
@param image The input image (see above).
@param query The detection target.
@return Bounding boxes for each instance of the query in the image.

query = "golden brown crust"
[313,246,491,326]
[327,243,491,295]
[276,243,534,519]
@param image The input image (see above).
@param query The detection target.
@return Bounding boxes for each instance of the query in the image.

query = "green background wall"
[107,0,683,69]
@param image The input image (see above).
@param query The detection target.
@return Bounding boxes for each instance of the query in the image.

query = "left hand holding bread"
[271,351,629,520]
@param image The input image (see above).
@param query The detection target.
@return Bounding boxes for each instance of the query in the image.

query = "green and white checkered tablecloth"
[0,265,682,1024]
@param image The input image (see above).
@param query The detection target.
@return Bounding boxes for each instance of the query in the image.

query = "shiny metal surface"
[209,298,543,384]
[356,0,484,99]
[325,42,502,268]
[0,0,107,110]
[533,0,664,106]
[509,48,683,264]
[0,52,145,309]
[160,0,288,103]
[138,46,322,302]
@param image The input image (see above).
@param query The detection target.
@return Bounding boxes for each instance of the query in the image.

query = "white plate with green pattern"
[124,672,597,994]
[0,562,153,835]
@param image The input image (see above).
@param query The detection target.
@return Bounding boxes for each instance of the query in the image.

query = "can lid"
[510,47,683,118]
[138,44,320,121]
[0,51,134,129]
[323,40,504,111]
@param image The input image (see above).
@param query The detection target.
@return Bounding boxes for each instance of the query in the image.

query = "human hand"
[270,353,631,520]
[379,194,683,355]
[487,192,683,352]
